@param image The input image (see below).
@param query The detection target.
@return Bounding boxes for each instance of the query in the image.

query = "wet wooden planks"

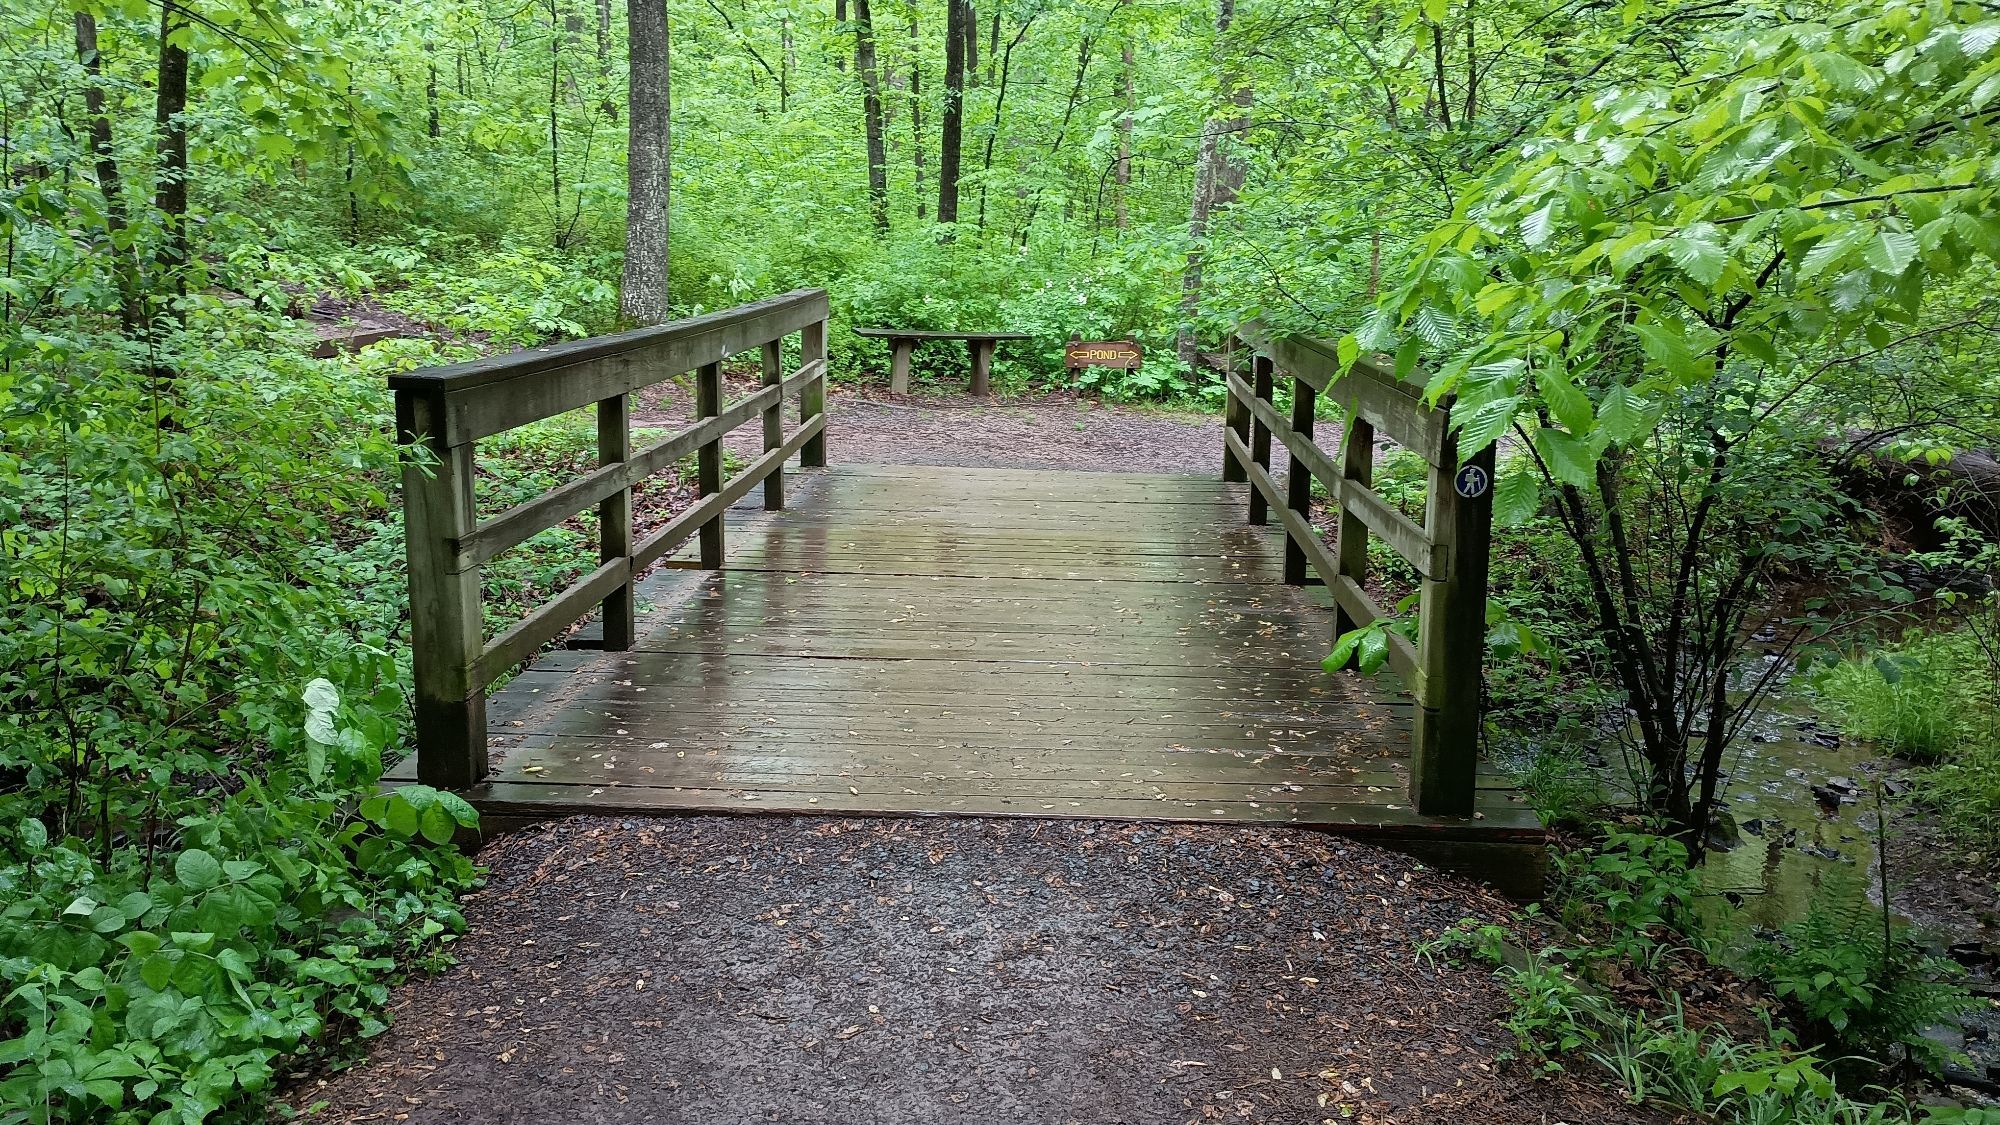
[395,463,1543,893]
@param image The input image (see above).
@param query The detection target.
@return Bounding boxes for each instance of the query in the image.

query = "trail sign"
[1454,463,1491,499]
[1064,338,1143,371]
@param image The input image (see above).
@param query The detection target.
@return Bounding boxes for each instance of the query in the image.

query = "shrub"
[1746,890,1981,1076]
[1817,638,1975,763]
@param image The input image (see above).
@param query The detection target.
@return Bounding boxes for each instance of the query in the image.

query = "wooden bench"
[854,328,1032,396]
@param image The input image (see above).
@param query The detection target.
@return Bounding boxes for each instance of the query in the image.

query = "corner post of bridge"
[597,393,635,650]
[1410,434,1496,818]
[1221,335,1251,483]
[1247,354,1275,526]
[697,361,726,568]
[1282,371,1316,585]
[1333,415,1375,639]
[760,339,785,509]
[396,389,489,791]
[801,315,829,468]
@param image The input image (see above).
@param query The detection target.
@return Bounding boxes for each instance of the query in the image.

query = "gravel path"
[635,384,1226,474]
[294,818,1657,1124]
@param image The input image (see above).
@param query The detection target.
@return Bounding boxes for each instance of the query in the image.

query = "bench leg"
[970,341,993,397]
[890,340,913,394]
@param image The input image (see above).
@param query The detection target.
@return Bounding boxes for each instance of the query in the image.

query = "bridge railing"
[389,288,831,790]
[1222,323,1493,817]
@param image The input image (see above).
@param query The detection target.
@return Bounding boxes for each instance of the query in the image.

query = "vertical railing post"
[1221,337,1250,483]
[1333,415,1375,639]
[760,340,785,509]
[1248,354,1274,525]
[1283,372,1316,585]
[801,317,828,468]
[696,360,725,568]
[597,393,634,650]
[398,392,488,790]
[1410,439,1496,817]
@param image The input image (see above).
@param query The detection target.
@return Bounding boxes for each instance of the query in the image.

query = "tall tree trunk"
[427,59,442,137]
[621,0,672,324]
[963,3,978,86]
[1177,0,1247,366]
[154,0,190,310]
[855,0,889,231]
[597,0,612,68]
[908,3,925,219]
[975,16,1033,230]
[833,0,847,69]
[1114,37,1132,230]
[73,13,141,336]
[985,9,999,85]
[935,0,967,229]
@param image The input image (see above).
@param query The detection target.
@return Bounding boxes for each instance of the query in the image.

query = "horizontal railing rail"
[395,288,831,790]
[1223,321,1494,817]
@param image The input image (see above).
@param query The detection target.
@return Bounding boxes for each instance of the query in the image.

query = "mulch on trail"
[294,817,1661,1125]
[634,382,1226,475]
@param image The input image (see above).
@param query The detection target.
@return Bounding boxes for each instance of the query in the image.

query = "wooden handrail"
[1224,322,1494,818]
[395,291,832,790]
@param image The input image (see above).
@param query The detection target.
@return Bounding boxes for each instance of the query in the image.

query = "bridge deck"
[395,464,1541,889]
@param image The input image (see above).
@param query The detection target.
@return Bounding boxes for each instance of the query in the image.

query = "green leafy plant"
[1746,891,1980,1075]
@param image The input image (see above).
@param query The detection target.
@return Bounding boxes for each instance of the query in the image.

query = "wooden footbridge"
[386,289,1543,894]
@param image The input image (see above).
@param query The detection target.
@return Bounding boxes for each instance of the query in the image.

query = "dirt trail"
[294,818,1655,1125]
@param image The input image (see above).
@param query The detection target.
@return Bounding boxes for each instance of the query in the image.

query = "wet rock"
[1740,818,1766,838]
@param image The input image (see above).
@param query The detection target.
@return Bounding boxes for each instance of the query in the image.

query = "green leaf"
[1357,628,1390,674]
[434,790,480,828]
[1666,225,1728,285]
[18,818,47,851]
[1535,367,1594,434]
[384,795,420,839]
[1630,319,1709,383]
[1335,333,1360,372]
[1450,396,1521,455]
[1492,469,1541,528]
[302,678,340,713]
[174,849,223,891]
[1324,630,1362,672]
[1595,385,1651,444]
[419,802,458,845]
[1863,229,1919,276]
[1534,429,1597,487]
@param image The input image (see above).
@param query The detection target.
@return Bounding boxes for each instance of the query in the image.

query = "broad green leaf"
[1535,428,1598,487]
[384,795,420,839]
[1595,385,1651,443]
[302,678,340,713]
[419,802,457,845]
[174,849,223,891]
[1492,469,1541,528]
[1630,320,1708,383]
[1535,367,1594,434]
[1666,226,1728,285]
[1356,628,1390,674]
[1862,229,1918,276]
[1450,396,1521,455]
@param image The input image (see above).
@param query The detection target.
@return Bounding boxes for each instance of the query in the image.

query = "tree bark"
[1177,0,1246,366]
[935,0,967,229]
[908,2,925,219]
[154,0,191,308]
[855,0,889,231]
[963,3,979,86]
[1114,37,1133,230]
[621,0,672,324]
[73,12,141,336]
[833,0,847,69]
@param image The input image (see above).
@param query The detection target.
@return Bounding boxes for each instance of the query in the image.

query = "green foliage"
[1818,635,1981,762]
[1746,890,1981,1075]
[1553,832,1702,967]
[0,683,478,1123]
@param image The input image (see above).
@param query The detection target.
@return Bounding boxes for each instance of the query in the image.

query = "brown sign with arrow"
[1064,338,1143,371]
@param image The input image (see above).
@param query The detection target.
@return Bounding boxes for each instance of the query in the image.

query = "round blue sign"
[1454,464,1490,499]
